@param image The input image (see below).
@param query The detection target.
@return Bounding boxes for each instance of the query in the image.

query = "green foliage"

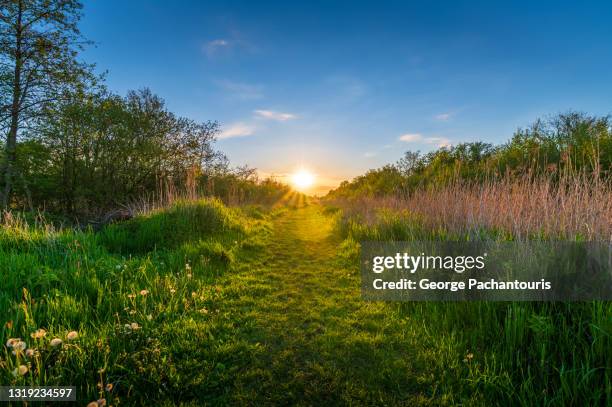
[329,112,612,199]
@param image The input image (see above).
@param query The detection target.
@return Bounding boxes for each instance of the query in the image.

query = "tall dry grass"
[331,175,612,241]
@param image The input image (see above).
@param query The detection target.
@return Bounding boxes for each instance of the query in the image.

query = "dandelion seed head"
[50,338,63,347]
[66,331,79,340]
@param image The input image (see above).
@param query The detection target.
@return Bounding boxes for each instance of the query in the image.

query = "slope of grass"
[0,199,270,404]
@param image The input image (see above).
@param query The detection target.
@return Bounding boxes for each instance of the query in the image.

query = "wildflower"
[25,348,38,358]
[185,263,191,271]
[12,365,28,377]
[191,291,197,298]
[170,288,176,294]
[11,340,27,355]
[105,383,113,392]
[129,310,136,315]
[199,308,209,314]
[31,328,47,339]
[140,289,149,296]
[466,352,474,360]
[130,322,141,330]
[6,338,21,348]
[66,331,79,341]
[50,338,63,347]
[97,398,107,406]
[127,293,136,299]
[87,402,98,407]
[147,314,153,321]
[186,273,193,279]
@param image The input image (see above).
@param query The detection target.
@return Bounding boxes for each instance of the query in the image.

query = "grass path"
[208,205,433,406]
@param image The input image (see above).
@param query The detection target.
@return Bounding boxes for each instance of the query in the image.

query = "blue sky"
[80,0,612,192]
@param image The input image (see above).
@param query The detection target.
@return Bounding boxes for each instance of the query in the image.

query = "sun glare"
[291,169,315,190]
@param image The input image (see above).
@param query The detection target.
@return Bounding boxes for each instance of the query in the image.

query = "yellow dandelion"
[191,291,197,298]
[170,288,176,294]
[140,289,149,296]
[199,308,209,314]
[31,329,47,339]
[50,338,63,347]
[66,331,79,341]
[130,322,141,330]
[187,273,193,279]
[147,314,153,321]
[127,293,136,299]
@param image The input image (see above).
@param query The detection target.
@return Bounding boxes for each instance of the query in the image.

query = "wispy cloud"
[254,109,297,121]
[398,133,423,142]
[203,39,231,57]
[424,137,452,147]
[363,151,378,158]
[219,122,255,139]
[215,79,264,100]
[399,133,452,147]
[434,112,452,121]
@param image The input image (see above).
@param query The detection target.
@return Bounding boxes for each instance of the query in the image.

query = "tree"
[0,0,91,208]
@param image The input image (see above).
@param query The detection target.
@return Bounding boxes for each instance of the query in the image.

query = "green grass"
[0,200,610,405]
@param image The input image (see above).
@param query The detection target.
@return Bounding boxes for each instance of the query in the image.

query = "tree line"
[1,0,286,218]
[328,111,612,198]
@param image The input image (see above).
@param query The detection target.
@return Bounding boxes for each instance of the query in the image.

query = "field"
[1,193,610,406]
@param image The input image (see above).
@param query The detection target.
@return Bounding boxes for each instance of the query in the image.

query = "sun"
[291,169,315,190]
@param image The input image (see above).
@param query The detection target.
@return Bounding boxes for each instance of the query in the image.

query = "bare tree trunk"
[1,0,24,209]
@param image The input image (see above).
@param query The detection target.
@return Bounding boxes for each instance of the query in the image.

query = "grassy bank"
[0,199,272,404]
[329,194,611,405]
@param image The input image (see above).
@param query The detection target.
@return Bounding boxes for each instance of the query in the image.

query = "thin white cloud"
[435,112,452,121]
[254,109,297,121]
[219,123,255,140]
[203,39,230,57]
[398,133,423,142]
[363,151,378,158]
[399,133,452,148]
[215,79,264,100]
[424,137,452,147]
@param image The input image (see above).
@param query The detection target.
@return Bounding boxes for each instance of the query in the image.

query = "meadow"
[1,178,610,405]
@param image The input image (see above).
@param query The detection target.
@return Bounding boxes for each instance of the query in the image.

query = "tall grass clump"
[332,174,612,241]
[328,175,612,405]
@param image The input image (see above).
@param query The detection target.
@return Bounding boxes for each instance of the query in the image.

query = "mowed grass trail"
[209,205,433,406]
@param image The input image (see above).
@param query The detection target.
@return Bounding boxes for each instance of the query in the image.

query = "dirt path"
[215,205,427,406]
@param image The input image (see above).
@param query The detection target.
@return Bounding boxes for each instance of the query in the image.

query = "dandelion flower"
[127,293,136,299]
[97,398,107,406]
[146,314,153,321]
[6,337,21,348]
[11,340,26,355]
[187,273,193,279]
[199,308,209,314]
[140,289,149,296]
[13,365,28,377]
[31,329,47,339]
[87,402,98,407]
[105,383,113,392]
[25,348,38,358]
[130,322,141,330]
[50,338,63,347]
[66,331,79,341]
[185,263,191,271]
[170,288,176,294]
